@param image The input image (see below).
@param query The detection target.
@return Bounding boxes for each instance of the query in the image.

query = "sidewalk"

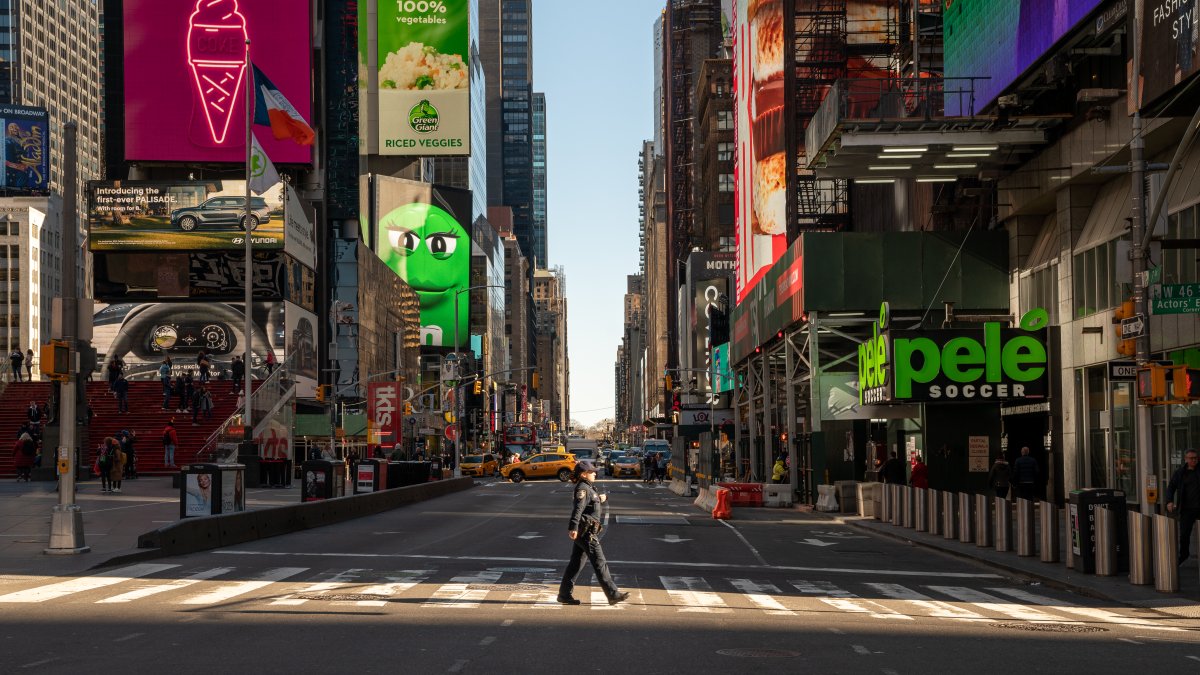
[802,507,1200,617]
[0,476,299,576]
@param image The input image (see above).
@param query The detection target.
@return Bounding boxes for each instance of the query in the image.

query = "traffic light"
[1137,365,1167,403]
[1171,365,1200,401]
[1113,299,1136,357]
[403,401,414,416]
[473,380,483,395]
[39,340,69,381]
[665,374,673,391]
[532,372,539,391]
[315,385,328,402]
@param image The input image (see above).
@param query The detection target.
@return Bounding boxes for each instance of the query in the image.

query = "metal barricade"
[1039,501,1060,563]
[928,489,943,535]
[902,486,915,528]
[880,483,892,523]
[1128,512,1153,586]
[974,494,993,548]
[1154,513,1180,593]
[958,493,974,543]
[942,491,957,540]
[1095,506,1117,576]
[1015,498,1036,557]
[994,497,1012,552]
[914,487,929,532]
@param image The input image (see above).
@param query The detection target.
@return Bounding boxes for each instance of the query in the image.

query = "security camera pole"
[46,121,88,554]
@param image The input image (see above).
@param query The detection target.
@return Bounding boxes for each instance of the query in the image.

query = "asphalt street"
[1,476,1199,674]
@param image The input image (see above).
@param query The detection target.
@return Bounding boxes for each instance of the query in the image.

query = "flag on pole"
[252,64,315,146]
[249,131,280,195]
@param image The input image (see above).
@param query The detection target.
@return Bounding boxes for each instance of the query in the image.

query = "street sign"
[444,424,459,442]
[1120,314,1146,339]
[1109,360,1173,381]
[1151,283,1200,314]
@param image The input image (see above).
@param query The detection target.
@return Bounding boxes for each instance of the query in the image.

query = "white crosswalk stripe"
[927,586,1080,624]
[422,570,503,609]
[179,567,308,606]
[100,567,235,604]
[987,587,1181,631]
[0,564,179,603]
[728,579,795,615]
[863,583,987,622]
[269,569,369,606]
[505,571,562,610]
[661,576,732,613]
[790,579,913,620]
[356,570,435,607]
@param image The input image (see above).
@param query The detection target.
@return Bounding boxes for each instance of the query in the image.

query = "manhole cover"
[716,649,801,658]
[297,593,388,602]
[466,583,545,592]
[991,623,1107,634]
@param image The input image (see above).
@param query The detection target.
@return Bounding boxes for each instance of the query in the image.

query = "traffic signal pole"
[1129,9,1155,517]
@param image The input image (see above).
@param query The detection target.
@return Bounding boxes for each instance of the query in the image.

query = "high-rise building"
[531,91,547,267]
[695,59,734,252]
[534,267,568,432]
[639,141,668,418]
[0,196,63,366]
[616,274,644,437]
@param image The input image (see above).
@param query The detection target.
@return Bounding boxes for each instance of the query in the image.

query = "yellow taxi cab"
[500,452,577,483]
[461,453,499,477]
[610,454,642,478]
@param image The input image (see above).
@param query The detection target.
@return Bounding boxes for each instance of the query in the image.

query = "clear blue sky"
[533,1,662,428]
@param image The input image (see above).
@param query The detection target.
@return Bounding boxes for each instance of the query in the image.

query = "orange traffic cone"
[712,487,732,519]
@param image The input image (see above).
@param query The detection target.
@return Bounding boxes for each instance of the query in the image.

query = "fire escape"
[794,1,849,231]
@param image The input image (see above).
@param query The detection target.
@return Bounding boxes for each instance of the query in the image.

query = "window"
[718,173,734,192]
[716,110,733,130]
[717,142,734,162]
[1164,204,1200,284]
[1019,263,1058,324]
[1073,240,1122,318]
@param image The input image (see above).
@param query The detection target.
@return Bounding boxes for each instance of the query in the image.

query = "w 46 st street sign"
[1151,284,1200,315]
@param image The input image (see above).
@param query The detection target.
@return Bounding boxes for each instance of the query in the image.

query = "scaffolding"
[794,1,849,231]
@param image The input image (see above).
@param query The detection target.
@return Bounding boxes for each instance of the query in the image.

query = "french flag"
[253,64,314,146]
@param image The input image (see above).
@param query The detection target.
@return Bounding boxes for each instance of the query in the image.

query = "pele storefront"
[857,302,1061,500]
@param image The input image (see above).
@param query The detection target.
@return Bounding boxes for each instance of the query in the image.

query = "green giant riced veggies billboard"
[377,0,470,156]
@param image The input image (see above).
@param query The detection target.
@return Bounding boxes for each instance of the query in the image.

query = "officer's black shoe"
[608,591,630,606]
[556,595,581,605]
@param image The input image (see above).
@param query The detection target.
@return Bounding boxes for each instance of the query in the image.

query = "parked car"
[171,196,273,232]
[500,452,578,483]
[460,453,499,477]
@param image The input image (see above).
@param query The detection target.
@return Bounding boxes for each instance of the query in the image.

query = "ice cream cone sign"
[187,0,248,146]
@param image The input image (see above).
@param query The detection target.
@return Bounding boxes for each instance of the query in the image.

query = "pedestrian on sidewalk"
[121,430,138,479]
[909,455,929,489]
[231,355,244,394]
[24,348,33,381]
[159,358,173,410]
[114,374,130,413]
[988,456,1011,499]
[108,437,126,493]
[97,437,116,492]
[881,451,906,485]
[13,433,34,481]
[1167,449,1200,565]
[557,461,628,606]
[197,349,211,383]
[656,452,668,484]
[643,452,654,483]
[162,419,179,468]
[1012,446,1040,501]
[9,348,23,382]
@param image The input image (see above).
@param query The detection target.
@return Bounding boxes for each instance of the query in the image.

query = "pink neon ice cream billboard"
[123,0,312,164]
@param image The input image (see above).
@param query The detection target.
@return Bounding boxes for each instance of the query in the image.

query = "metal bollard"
[1016,498,1036,557]
[1039,501,1060,563]
[942,491,957,540]
[928,489,943,536]
[891,485,903,526]
[994,497,1012,552]
[915,487,929,532]
[1154,513,1180,593]
[1128,512,1153,586]
[872,483,883,520]
[974,494,993,547]
[904,486,917,528]
[880,483,891,523]
[1095,506,1117,576]
[958,492,974,543]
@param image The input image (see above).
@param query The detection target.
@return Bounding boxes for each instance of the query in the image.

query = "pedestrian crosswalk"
[0,564,1183,631]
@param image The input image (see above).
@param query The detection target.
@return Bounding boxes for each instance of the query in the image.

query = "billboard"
[285,301,318,398]
[734,0,788,303]
[377,0,471,155]
[92,301,284,380]
[944,0,1104,113]
[1139,0,1200,109]
[0,105,48,192]
[87,181,284,251]
[373,176,471,349]
[93,250,313,306]
[368,381,402,449]
[283,184,316,270]
[122,0,313,164]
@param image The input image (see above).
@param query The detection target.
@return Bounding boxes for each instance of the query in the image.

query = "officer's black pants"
[559,531,618,600]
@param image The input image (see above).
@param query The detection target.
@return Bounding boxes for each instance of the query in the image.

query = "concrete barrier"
[136,477,474,558]
[669,477,691,497]
[693,487,718,513]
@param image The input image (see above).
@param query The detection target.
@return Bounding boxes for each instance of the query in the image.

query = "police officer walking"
[558,461,630,606]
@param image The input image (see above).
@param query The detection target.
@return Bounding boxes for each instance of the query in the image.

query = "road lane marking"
[214,550,1002,578]
[1186,656,1200,663]
[661,576,732,613]
[0,564,179,603]
[791,580,912,621]
[852,645,871,655]
[718,520,770,566]
[21,657,59,668]
[864,583,987,622]
[447,659,469,673]
[269,568,368,606]
[113,633,143,643]
[501,619,514,627]
[179,567,308,606]
[99,567,234,604]
[505,570,560,610]
[987,588,1181,632]
[828,627,844,634]
[1118,638,1143,645]
[927,586,1079,624]
[423,570,503,609]
[357,570,434,607]
[480,636,496,646]
[728,579,795,615]
[590,589,620,609]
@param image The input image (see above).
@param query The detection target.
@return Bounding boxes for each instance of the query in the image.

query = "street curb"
[89,478,474,569]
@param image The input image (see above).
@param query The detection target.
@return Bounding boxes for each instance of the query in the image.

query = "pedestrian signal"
[403,402,413,416]
[315,385,327,402]
[1137,365,1167,403]
[40,340,70,381]
[1170,365,1200,401]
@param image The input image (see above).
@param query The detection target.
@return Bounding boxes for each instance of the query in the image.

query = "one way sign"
[1121,314,1146,339]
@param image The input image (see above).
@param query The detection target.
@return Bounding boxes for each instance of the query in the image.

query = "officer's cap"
[575,460,597,473]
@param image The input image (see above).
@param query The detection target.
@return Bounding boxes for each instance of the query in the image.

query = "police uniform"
[558,464,626,604]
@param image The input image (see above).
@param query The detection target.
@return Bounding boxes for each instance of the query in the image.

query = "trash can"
[428,457,443,481]
[301,459,346,502]
[354,458,388,494]
[1068,488,1128,574]
[180,463,245,518]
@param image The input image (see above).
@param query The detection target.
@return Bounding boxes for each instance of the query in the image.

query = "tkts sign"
[368,382,401,448]
[858,303,1049,404]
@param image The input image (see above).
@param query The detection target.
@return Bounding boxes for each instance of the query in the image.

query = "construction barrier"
[712,487,732,519]
[717,482,763,507]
